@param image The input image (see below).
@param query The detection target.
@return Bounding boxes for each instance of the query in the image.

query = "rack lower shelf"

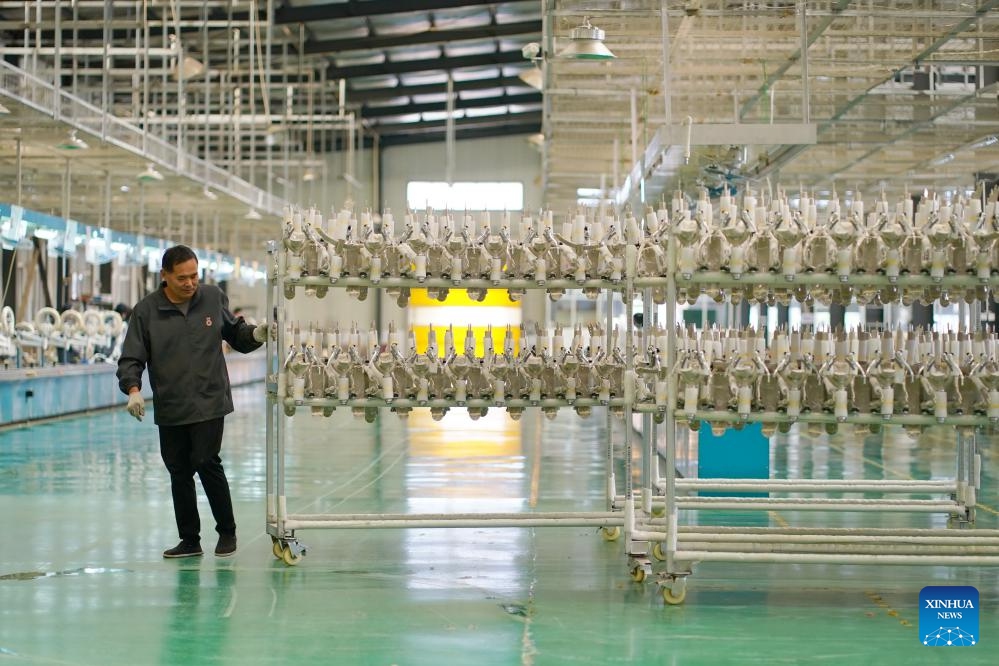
[272,511,623,530]
[669,550,999,566]
[664,496,965,513]
[672,478,956,494]
[661,408,995,428]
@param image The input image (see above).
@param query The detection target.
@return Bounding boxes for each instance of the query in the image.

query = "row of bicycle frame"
[276,188,999,305]
[275,318,999,432]
[0,305,125,367]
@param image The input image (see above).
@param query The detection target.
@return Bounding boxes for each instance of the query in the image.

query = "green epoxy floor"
[2,384,998,665]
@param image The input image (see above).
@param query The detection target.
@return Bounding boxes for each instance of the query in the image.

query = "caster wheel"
[272,540,284,559]
[630,566,646,583]
[651,505,665,518]
[600,526,621,542]
[662,580,687,605]
[281,546,303,566]
[652,542,666,561]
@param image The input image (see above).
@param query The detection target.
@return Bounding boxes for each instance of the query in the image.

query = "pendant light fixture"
[136,163,164,183]
[558,17,615,60]
[56,129,89,151]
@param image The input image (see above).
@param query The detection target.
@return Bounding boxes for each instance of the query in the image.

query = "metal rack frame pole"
[663,234,679,575]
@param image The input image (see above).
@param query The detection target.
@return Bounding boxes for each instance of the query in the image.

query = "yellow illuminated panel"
[407,409,521,458]
[411,324,521,357]
[409,288,518,308]
[409,288,521,357]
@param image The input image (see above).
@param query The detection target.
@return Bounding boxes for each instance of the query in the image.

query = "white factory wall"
[379,135,543,215]
[281,134,545,340]
[5,137,541,342]
[378,135,545,334]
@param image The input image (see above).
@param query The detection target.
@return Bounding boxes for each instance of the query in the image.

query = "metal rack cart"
[623,233,999,605]
[262,243,633,566]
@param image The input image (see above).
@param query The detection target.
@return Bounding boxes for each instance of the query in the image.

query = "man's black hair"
[161,245,198,272]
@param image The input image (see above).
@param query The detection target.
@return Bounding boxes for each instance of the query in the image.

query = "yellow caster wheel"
[272,540,284,559]
[652,542,666,561]
[662,581,687,605]
[651,505,666,518]
[281,546,303,566]
[630,566,646,583]
[600,526,621,542]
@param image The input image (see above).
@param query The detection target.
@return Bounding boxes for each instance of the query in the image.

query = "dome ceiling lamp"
[558,17,616,61]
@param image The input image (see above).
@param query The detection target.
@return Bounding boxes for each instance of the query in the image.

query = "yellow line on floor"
[768,511,790,528]
[528,411,542,508]
[865,590,913,629]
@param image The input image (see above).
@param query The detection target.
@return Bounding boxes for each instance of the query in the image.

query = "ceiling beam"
[379,122,541,148]
[349,75,528,102]
[738,0,852,119]
[363,92,541,119]
[275,0,499,24]
[329,50,524,79]
[370,111,541,136]
[306,20,540,54]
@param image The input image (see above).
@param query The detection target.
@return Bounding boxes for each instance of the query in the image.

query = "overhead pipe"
[799,0,810,124]
[265,0,274,206]
[248,0,257,187]
[53,0,60,116]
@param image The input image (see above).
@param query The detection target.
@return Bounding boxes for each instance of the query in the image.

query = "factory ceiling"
[0,1,997,253]
[545,0,999,211]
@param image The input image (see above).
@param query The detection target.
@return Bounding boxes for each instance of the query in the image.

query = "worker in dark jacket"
[116,245,269,559]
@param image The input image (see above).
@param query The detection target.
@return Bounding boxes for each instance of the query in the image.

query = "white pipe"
[284,513,624,530]
[281,396,627,411]
[680,542,999,555]
[0,46,176,56]
[286,519,623,529]
[683,115,693,164]
[288,511,620,521]
[670,533,999,545]
[674,498,961,512]
[643,407,995,427]
[671,480,956,494]
[636,272,995,288]
[675,551,999,566]
[679,525,999,537]
[676,478,954,487]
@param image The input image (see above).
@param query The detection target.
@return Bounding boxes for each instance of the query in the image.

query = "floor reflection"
[403,409,527,595]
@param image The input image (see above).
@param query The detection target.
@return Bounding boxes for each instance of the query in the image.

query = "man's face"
[162,258,199,302]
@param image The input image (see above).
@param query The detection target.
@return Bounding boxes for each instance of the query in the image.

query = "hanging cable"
[445,73,456,187]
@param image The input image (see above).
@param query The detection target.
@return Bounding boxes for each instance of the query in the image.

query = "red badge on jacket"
[205,316,213,327]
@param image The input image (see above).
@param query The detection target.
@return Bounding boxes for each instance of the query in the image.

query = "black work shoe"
[215,534,237,557]
[163,541,203,558]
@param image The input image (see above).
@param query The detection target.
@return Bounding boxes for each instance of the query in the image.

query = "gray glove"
[127,391,145,421]
[253,321,274,343]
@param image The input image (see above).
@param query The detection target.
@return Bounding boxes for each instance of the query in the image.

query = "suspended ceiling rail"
[544,0,999,211]
[1,60,288,216]
[0,0,372,251]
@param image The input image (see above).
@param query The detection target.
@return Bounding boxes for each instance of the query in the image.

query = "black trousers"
[158,417,236,543]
